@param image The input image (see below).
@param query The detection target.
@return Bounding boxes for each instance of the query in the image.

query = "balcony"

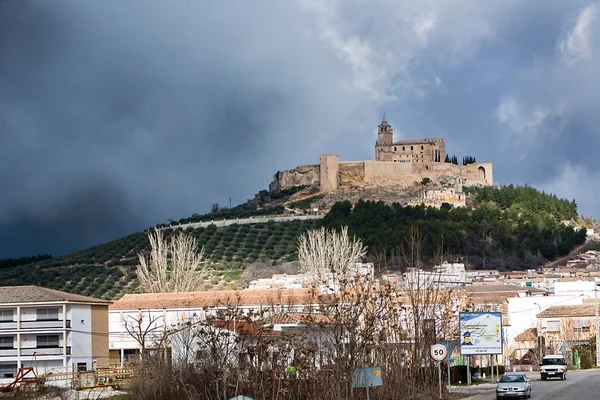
[0,321,17,330]
[0,320,71,330]
[21,320,71,330]
[0,347,71,357]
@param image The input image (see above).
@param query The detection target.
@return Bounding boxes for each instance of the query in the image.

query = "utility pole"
[534,303,543,359]
[594,278,600,367]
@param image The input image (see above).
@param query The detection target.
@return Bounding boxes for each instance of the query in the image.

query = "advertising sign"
[459,312,503,355]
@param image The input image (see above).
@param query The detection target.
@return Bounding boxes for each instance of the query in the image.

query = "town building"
[108,289,315,365]
[536,304,597,354]
[0,286,111,385]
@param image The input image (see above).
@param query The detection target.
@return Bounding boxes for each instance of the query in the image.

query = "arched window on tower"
[411,146,414,151]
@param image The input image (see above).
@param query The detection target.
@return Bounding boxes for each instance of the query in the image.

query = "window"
[421,145,424,150]
[0,310,13,322]
[37,335,59,348]
[36,308,59,321]
[547,320,560,333]
[394,146,397,151]
[0,337,13,349]
[574,318,590,331]
[0,363,17,379]
[402,146,405,151]
[410,146,414,150]
[77,362,87,372]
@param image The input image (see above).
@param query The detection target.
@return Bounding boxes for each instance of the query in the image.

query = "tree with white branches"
[136,229,207,293]
[297,226,367,289]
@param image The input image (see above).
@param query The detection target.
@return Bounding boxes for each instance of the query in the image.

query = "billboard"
[459,312,503,355]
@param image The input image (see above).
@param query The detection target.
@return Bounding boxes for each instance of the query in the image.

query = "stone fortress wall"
[270,117,493,208]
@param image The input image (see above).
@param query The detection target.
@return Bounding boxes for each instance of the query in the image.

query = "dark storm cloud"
[1,0,600,257]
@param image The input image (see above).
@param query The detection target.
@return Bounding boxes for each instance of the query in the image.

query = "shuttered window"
[547,320,560,333]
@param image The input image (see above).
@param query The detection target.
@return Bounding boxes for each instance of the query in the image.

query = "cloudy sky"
[1,0,599,258]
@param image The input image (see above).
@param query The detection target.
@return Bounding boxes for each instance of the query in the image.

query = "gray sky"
[1,0,599,257]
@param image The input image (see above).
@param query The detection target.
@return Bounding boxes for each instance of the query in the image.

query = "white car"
[540,354,568,380]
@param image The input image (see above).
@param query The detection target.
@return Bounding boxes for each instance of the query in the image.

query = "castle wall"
[363,161,420,187]
[320,155,339,191]
[271,159,493,193]
[339,162,366,187]
[419,162,493,187]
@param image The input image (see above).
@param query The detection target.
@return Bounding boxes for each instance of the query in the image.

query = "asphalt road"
[463,369,600,400]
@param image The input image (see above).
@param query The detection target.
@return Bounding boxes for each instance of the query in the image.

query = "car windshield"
[542,358,564,365]
[500,375,526,383]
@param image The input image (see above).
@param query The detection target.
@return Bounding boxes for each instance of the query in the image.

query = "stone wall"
[320,155,339,191]
[270,155,492,197]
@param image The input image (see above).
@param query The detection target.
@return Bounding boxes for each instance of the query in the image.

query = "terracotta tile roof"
[0,286,111,305]
[465,284,547,294]
[538,304,596,318]
[110,289,316,310]
[515,328,538,342]
[262,312,335,325]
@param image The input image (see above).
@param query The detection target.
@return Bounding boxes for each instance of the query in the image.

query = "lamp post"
[534,303,543,359]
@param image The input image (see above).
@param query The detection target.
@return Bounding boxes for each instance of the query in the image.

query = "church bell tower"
[377,115,393,146]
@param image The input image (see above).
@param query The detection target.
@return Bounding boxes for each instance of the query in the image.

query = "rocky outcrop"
[269,164,320,193]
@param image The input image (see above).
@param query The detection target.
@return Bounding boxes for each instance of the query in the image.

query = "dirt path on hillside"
[545,237,597,268]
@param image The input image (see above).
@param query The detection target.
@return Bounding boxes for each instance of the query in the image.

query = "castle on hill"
[270,117,493,207]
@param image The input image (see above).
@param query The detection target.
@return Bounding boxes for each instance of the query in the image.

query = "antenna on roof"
[382,112,386,121]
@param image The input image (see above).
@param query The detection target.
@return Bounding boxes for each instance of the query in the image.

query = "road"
[463,369,600,400]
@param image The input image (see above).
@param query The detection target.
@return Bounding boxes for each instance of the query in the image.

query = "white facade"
[0,303,100,385]
[553,281,597,299]
[400,263,470,289]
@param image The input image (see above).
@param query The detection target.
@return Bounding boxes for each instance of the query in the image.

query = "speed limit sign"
[430,344,447,361]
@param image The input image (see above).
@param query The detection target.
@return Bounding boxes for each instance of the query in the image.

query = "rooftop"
[515,328,538,342]
[537,304,596,318]
[110,288,316,310]
[465,284,547,294]
[0,286,111,305]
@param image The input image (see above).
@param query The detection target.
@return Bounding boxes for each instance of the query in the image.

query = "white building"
[0,286,111,385]
[400,262,470,289]
[108,289,314,365]
[553,280,597,299]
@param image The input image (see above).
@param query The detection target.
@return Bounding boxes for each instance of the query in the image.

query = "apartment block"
[0,286,111,384]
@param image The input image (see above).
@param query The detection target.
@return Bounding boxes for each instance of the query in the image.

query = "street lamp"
[533,303,543,358]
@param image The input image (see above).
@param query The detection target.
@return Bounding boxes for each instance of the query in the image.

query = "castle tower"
[376,116,394,149]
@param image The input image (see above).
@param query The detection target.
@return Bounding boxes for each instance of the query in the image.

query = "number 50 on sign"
[430,344,447,361]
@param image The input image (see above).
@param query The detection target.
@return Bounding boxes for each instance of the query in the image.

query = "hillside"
[0,185,591,299]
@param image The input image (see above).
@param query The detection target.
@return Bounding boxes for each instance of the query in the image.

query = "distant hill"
[0,184,591,299]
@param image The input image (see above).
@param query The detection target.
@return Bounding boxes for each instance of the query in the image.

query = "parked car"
[496,372,531,399]
[540,354,568,380]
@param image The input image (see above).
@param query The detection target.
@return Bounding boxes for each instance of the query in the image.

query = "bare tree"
[136,229,207,293]
[298,226,367,289]
[124,311,167,364]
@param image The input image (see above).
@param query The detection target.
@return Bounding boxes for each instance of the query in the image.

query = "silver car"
[496,372,531,399]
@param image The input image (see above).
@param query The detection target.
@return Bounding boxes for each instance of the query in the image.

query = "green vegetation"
[2,185,589,298]
[321,186,586,270]
[467,184,578,222]
[0,254,53,269]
